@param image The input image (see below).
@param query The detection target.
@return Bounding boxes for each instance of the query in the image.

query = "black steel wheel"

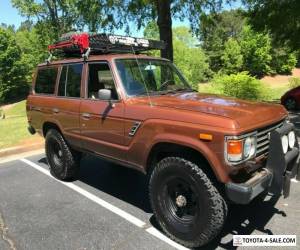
[45,129,80,181]
[284,97,297,110]
[149,157,227,248]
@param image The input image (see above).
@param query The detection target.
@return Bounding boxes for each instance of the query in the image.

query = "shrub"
[211,72,268,100]
[221,38,243,74]
[288,77,300,89]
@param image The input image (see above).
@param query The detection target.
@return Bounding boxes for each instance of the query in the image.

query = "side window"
[35,67,58,94]
[88,63,118,100]
[58,64,83,98]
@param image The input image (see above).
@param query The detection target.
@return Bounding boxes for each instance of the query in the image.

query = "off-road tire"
[45,129,80,181]
[149,157,227,248]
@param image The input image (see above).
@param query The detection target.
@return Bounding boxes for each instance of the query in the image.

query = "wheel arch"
[42,121,63,137]
[146,142,222,183]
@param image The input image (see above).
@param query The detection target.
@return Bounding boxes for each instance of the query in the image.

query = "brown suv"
[26,34,300,248]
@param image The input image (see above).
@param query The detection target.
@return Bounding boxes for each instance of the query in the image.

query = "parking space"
[0,153,299,250]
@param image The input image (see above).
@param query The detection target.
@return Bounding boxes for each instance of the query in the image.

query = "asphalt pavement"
[0,152,299,250]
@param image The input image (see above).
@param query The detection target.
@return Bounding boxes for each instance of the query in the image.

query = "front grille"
[256,120,284,157]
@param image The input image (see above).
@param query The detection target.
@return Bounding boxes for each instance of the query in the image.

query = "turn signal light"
[199,133,213,141]
[227,140,243,162]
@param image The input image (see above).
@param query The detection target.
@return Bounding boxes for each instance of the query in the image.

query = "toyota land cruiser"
[26,33,300,248]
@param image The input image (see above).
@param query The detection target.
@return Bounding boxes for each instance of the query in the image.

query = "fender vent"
[129,122,141,136]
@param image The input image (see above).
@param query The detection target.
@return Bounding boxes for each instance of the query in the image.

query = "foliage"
[221,38,243,74]
[211,72,269,100]
[199,9,246,72]
[245,0,300,51]
[16,23,49,82]
[240,25,272,76]
[271,48,297,75]
[288,77,300,89]
[144,25,211,87]
[0,27,28,103]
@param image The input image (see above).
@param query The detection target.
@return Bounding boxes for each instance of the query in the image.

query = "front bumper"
[226,122,300,204]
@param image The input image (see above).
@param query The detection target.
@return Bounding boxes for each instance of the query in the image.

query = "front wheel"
[149,157,227,248]
[45,129,81,181]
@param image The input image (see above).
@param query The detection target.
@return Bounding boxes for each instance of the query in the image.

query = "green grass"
[0,100,39,150]
[5,100,26,117]
[0,116,33,149]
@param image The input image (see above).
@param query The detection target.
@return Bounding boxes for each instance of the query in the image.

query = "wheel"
[45,129,80,181]
[284,97,297,110]
[149,157,227,248]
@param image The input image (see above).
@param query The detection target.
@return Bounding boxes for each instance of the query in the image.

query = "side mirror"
[98,89,112,101]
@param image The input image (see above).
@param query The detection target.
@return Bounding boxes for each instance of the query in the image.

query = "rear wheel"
[284,97,297,110]
[149,157,227,248]
[45,129,80,181]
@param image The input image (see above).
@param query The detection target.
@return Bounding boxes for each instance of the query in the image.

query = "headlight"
[288,131,296,149]
[226,135,256,164]
[244,137,256,158]
[281,135,289,154]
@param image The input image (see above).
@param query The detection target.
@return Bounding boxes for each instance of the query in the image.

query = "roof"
[38,53,169,67]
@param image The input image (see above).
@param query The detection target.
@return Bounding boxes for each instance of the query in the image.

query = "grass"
[0,100,40,150]
[5,100,27,117]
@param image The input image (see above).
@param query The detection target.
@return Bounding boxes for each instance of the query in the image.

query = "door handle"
[52,108,59,114]
[82,113,91,119]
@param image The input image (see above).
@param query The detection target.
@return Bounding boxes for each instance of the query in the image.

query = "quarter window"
[58,64,83,98]
[35,67,58,94]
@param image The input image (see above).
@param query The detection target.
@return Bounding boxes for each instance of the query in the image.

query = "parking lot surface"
[0,153,299,250]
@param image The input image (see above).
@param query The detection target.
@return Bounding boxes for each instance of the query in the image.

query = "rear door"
[80,61,125,161]
[54,63,83,148]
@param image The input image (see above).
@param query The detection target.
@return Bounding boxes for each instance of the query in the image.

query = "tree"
[16,23,49,82]
[240,25,272,76]
[244,0,300,51]
[221,38,243,74]
[199,9,246,71]
[112,0,227,61]
[0,27,28,103]
[172,27,211,88]
[12,0,111,40]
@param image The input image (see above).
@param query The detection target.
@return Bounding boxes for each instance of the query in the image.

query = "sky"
[0,0,242,36]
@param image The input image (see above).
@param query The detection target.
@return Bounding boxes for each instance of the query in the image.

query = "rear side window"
[58,64,83,98]
[35,67,58,94]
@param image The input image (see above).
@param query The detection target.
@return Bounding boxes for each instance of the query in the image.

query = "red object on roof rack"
[48,32,165,56]
[48,33,90,54]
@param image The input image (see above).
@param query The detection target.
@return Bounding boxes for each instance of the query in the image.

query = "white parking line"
[291,178,298,183]
[20,158,189,250]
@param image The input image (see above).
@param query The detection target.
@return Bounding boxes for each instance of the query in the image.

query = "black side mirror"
[98,89,112,101]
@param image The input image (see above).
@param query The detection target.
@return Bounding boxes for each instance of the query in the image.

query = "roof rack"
[47,32,165,62]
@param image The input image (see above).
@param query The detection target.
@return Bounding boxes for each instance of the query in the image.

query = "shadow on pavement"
[38,153,287,250]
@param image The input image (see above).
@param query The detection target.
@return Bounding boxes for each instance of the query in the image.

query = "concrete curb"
[0,142,44,159]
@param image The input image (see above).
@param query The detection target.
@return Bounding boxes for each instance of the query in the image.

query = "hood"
[147,92,287,128]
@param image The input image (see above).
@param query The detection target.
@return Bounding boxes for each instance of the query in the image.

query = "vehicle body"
[281,86,300,110]
[26,35,300,247]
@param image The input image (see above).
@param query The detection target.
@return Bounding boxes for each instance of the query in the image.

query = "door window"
[58,64,83,98]
[88,63,118,100]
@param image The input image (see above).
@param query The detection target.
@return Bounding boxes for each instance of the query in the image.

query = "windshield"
[115,59,192,96]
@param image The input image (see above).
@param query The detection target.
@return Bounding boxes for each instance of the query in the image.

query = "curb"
[0,142,44,159]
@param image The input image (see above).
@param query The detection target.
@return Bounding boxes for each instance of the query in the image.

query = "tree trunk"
[156,0,173,61]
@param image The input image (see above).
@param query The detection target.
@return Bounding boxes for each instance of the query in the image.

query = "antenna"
[130,45,153,107]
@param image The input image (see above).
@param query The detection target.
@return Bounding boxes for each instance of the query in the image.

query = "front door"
[80,62,125,161]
